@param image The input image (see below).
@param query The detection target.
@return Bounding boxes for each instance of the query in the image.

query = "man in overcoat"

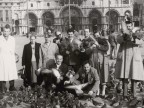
[115,21,144,99]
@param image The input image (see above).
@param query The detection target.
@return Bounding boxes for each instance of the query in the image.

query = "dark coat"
[60,38,81,66]
[48,63,68,77]
[22,42,41,85]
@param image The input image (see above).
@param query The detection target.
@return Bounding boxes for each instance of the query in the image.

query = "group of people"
[0,15,144,102]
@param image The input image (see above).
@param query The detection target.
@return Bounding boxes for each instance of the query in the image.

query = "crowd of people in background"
[0,12,144,105]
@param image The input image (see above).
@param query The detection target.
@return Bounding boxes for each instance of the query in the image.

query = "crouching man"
[36,54,68,92]
[66,61,100,97]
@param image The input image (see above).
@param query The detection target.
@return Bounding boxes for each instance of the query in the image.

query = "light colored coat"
[115,34,144,81]
[39,42,59,69]
[0,36,18,81]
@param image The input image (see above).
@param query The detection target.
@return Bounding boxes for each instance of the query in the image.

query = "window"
[6,17,9,21]
[47,3,50,6]
[0,10,3,21]
[31,3,33,7]
[116,0,118,4]
[0,3,2,5]
[92,1,95,5]
[11,3,13,5]
[5,3,7,5]
[123,0,129,4]
[5,10,8,21]
[17,3,20,5]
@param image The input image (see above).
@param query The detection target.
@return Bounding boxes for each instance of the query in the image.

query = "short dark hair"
[125,20,132,25]
[55,53,63,58]
[67,29,74,34]
[4,24,11,30]
[82,60,91,66]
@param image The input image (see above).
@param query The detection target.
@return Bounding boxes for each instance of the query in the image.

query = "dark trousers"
[0,80,14,92]
[122,79,137,97]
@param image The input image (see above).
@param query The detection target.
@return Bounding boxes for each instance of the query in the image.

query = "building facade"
[0,0,133,35]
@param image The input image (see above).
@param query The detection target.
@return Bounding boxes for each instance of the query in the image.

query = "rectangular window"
[5,10,9,21]
[92,1,95,5]
[5,3,7,5]
[123,0,129,4]
[31,3,33,7]
[116,0,118,4]
[0,10,3,21]
[47,3,50,6]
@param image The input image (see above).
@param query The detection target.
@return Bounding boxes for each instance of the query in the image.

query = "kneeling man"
[66,61,100,97]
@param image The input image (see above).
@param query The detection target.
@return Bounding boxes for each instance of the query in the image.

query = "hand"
[88,78,94,84]
[56,40,60,44]
[88,91,93,96]
[64,81,71,85]
[57,78,61,84]
[94,41,99,46]
[91,44,96,49]
[66,51,70,54]
[35,68,41,76]
[23,65,25,69]
[60,76,63,80]
[52,84,56,89]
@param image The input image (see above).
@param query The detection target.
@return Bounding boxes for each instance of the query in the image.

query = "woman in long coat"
[0,25,18,92]
[22,35,41,87]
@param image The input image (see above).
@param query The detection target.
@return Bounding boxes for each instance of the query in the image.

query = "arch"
[59,5,83,31]
[24,12,38,32]
[42,11,55,32]
[59,5,83,17]
[106,9,119,31]
[89,9,102,32]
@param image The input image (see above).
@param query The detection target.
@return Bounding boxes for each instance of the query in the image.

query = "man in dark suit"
[22,34,41,87]
[37,54,68,92]
[60,29,81,72]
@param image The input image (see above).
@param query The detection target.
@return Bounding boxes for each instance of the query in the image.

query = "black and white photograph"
[0,0,144,107]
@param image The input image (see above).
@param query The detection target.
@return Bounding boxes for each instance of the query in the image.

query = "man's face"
[127,23,133,31]
[68,32,74,40]
[45,36,50,43]
[56,55,63,65]
[83,63,91,73]
[84,29,90,38]
[47,30,52,37]
[30,36,36,44]
[3,28,11,37]
[56,32,62,39]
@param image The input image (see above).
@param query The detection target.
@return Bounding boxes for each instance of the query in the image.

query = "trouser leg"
[131,80,137,98]
[122,79,128,97]
[9,80,15,91]
[1,81,6,93]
